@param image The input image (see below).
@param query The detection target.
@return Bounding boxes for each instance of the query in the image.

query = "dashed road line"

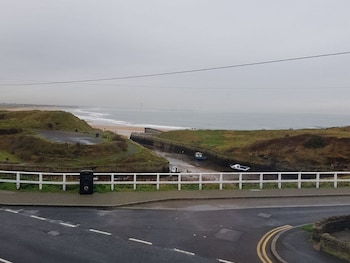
[0,257,12,263]
[30,215,47,221]
[89,228,112,236]
[174,248,195,256]
[60,222,78,228]
[4,209,18,214]
[129,238,153,245]
[217,258,235,263]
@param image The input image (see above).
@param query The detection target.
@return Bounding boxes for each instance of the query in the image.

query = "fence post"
[278,173,282,189]
[334,173,338,188]
[178,174,181,191]
[62,174,66,191]
[219,173,223,190]
[133,173,137,191]
[16,172,20,190]
[111,174,114,191]
[259,173,263,189]
[39,173,43,190]
[199,173,202,190]
[239,173,243,190]
[316,173,320,189]
[298,173,302,189]
[156,173,160,191]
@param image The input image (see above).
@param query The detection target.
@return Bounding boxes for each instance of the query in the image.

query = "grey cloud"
[1,0,350,113]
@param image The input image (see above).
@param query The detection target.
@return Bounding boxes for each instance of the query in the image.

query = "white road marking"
[89,229,112,236]
[173,248,195,256]
[218,258,235,263]
[128,238,152,245]
[4,209,18,214]
[30,215,47,221]
[60,222,78,228]
[0,257,13,263]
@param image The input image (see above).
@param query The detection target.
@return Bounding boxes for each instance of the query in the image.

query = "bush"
[303,136,326,149]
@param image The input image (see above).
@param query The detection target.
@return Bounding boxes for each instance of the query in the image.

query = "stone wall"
[312,215,350,262]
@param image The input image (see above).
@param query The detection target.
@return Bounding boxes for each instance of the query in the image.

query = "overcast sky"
[1,0,350,113]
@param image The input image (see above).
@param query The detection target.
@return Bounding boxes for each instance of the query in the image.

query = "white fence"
[1,170,350,191]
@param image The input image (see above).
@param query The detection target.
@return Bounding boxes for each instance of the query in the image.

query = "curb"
[271,226,293,263]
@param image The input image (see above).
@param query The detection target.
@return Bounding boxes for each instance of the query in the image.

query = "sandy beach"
[0,106,64,112]
[90,124,145,138]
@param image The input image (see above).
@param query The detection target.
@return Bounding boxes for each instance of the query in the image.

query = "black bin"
[79,170,94,194]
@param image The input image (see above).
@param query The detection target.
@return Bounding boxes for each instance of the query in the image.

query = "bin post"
[79,170,94,194]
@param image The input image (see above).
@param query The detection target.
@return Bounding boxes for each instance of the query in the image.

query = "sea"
[66,107,350,131]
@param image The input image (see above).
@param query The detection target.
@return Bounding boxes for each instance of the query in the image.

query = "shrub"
[303,135,326,149]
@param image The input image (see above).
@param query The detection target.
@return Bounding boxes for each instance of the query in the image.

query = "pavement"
[1,187,349,263]
[0,187,349,208]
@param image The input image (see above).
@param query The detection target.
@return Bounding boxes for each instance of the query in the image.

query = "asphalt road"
[0,208,213,263]
[1,203,349,263]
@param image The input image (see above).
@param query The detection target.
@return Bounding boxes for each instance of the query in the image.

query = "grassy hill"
[0,110,168,172]
[0,110,93,131]
[157,127,350,171]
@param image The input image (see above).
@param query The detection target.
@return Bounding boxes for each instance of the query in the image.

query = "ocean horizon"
[67,107,350,131]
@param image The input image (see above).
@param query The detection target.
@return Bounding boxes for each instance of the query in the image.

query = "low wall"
[312,215,350,262]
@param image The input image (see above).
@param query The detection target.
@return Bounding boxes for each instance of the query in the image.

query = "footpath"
[0,187,349,207]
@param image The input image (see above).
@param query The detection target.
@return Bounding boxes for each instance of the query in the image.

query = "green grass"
[0,150,20,163]
[94,184,113,193]
[0,110,94,131]
[159,184,178,191]
[159,128,350,151]
[0,110,168,173]
[113,185,135,191]
[301,224,314,232]
[0,182,17,191]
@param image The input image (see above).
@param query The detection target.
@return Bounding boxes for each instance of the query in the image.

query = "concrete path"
[0,188,349,207]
